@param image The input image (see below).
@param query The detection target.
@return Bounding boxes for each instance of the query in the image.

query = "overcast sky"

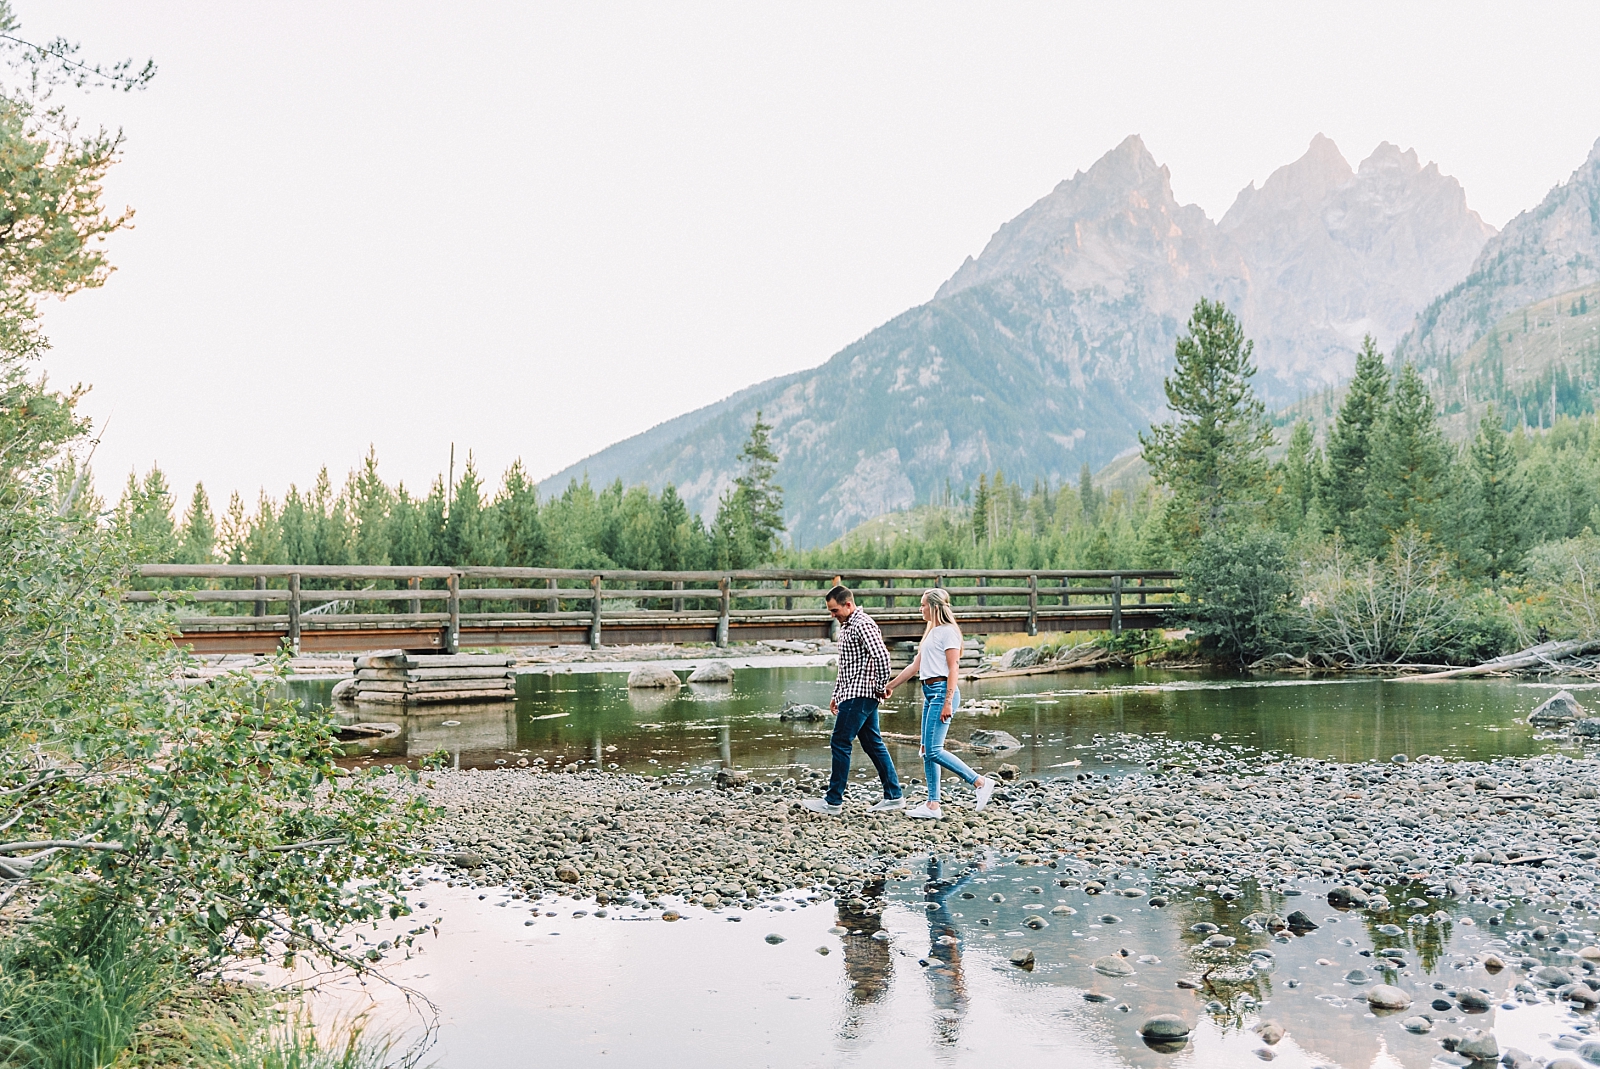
[19,0,1600,511]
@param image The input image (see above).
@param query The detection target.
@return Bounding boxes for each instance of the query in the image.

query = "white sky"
[20,0,1600,511]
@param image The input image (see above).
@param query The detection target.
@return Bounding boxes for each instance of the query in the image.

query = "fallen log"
[1392,637,1600,681]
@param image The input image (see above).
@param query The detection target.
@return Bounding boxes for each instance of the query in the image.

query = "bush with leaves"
[1179,528,1300,666]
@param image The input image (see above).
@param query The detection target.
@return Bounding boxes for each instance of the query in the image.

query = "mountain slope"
[541,135,1496,545]
[1398,136,1600,366]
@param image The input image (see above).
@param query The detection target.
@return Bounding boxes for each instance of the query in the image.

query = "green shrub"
[1180,528,1299,666]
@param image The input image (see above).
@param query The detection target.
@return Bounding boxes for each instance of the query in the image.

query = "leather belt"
[921,676,948,684]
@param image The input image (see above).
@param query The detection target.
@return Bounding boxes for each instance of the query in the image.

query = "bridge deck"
[130,565,1179,654]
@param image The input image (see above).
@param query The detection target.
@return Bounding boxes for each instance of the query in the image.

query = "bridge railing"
[129,564,1180,652]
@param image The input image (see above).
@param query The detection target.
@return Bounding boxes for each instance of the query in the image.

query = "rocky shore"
[393,734,1600,912]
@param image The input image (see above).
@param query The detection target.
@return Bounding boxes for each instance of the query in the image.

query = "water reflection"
[921,857,972,1047]
[297,666,1583,779]
[836,879,892,1040]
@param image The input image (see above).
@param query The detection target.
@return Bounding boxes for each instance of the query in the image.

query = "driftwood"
[972,644,1122,680]
[1392,637,1600,681]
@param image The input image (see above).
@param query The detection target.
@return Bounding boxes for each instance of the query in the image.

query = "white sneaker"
[974,777,997,812]
[800,798,842,816]
[905,802,943,820]
[870,797,906,812]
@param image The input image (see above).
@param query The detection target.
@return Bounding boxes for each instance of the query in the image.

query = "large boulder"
[780,702,826,721]
[999,646,1041,670]
[1571,717,1600,737]
[1530,689,1585,724]
[969,729,1023,754]
[627,664,682,689]
[688,661,734,683]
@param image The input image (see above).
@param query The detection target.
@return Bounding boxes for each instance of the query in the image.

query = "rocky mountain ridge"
[541,135,1497,544]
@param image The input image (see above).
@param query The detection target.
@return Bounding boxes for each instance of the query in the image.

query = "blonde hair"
[921,587,958,630]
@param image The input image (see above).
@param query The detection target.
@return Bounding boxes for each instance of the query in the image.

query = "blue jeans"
[827,697,901,806]
[921,680,979,802]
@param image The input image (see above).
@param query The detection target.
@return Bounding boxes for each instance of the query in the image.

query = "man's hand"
[881,685,894,700]
[830,698,838,716]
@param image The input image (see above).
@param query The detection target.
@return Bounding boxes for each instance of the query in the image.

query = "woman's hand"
[940,701,953,723]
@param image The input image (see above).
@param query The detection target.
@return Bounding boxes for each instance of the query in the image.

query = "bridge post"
[589,575,603,649]
[673,579,684,613]
[783,578,792,611]
[977,575,986,607]
[408,576,420,616]
[1027,574,1038,636]
[447,573,461,653]
[287,572,301,653]
[716,577,731,647]
[883,578,894,609]
[547,577,558,615]
[1110,574,1122,636]
[253,575,266,617]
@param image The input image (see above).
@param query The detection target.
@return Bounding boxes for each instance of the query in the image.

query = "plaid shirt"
[832,607,891,705]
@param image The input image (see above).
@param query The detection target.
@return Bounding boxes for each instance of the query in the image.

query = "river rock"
[968,729,1023,753]
[1253,1020,1284,1045]
[1456,988,1492,1012]
[1572,717,1600,737]
[1093,955,1134,977]
[1365,984,1412,1010]
[764,933,785,944]
[331,677,357,703]
[1579,946,1600,960]
[1530,690,1585,723]
[1401,1016,1432,1034]
[1559,983,1599,1007]
[555,862,580,883]
[1285,910,1318,930]
[1533,965,1573,986]
[687,661,734,683]
[1328,885,1370,909]
[627,664,682,689]
[779,702,826,721]
[1575,1040,1600,1063]
[713,768,749,789]
[1442,1028,1498,1061]
[1139,1015,1190,1039]
[1009,948,1035,969]
[999,646,1041,670]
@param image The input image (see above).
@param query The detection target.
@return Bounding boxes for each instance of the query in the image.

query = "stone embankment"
[393,735,1600,911]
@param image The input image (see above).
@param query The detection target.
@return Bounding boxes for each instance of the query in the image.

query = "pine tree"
[308,467,352,566]
[1364,363,1452,547]
[348,446,392,565]
[442,455,491,564]
[218,491,248,564]
[1318,335,1390,537]
[711,412,786,566]
[242,491,284,565]
[421,477,449,565]
[1277,420,1319,530]
[1470,404,1530,579]
[493,459,546,568]
[1078,462,1099,526]
[176,482,216,564]
[385,485,431,567]
[116,467,179,562]
[1139,298,1272,547]
[972,473,990,545]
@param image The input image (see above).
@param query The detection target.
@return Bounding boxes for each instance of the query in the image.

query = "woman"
[884,588,996,819]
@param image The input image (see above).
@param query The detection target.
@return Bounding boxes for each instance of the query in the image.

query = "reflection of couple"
[835,857,971,1047]
[800,585,996,819]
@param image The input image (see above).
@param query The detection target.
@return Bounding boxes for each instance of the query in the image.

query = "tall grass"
[0,903,168,1069]
[197,1014,399,1069]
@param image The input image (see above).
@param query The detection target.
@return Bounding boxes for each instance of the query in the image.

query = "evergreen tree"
[1365,363,1452,547]
[972,473,990,545]
[1470,404,1530,579]
[241,490,284,565]
[421,477,449,565]
[657,483,706,570]
[116,467,178,562]
[218,491,248,564]
[493,459,546,568]
[308,467,352,566]
[1139,298,1272,547]
[278,486,314,564]
[1318,336,1390,538]
[442,455,491,564]
[1078,462,1099,526]
[348,446,392,565]
[385,484,431,567]
[176,482,216,564]
[1276,420,1319,530]
[711,412,786,566]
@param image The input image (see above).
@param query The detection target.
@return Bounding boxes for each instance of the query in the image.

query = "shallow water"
[294,666,1584,780]
[293,666,1600,1067]
[328,863,1598,1068]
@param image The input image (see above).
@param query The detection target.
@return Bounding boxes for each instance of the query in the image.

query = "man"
[800,585,904,815]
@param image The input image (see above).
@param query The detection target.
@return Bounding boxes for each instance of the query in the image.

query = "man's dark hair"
[825,584,853,605]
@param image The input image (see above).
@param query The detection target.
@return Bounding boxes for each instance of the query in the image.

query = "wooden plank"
[355,666,512,681]
[145,563,1180,584]
[355,680,515,695]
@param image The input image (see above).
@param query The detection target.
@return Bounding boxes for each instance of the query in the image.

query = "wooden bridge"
[130,565,1181,654]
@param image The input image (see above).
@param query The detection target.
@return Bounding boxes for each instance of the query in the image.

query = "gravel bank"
[392,734,1600,912]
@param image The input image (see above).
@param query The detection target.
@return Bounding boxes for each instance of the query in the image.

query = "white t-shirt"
[918,624,962,679]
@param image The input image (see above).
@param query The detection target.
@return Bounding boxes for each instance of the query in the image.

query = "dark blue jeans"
[827,697,901,806]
